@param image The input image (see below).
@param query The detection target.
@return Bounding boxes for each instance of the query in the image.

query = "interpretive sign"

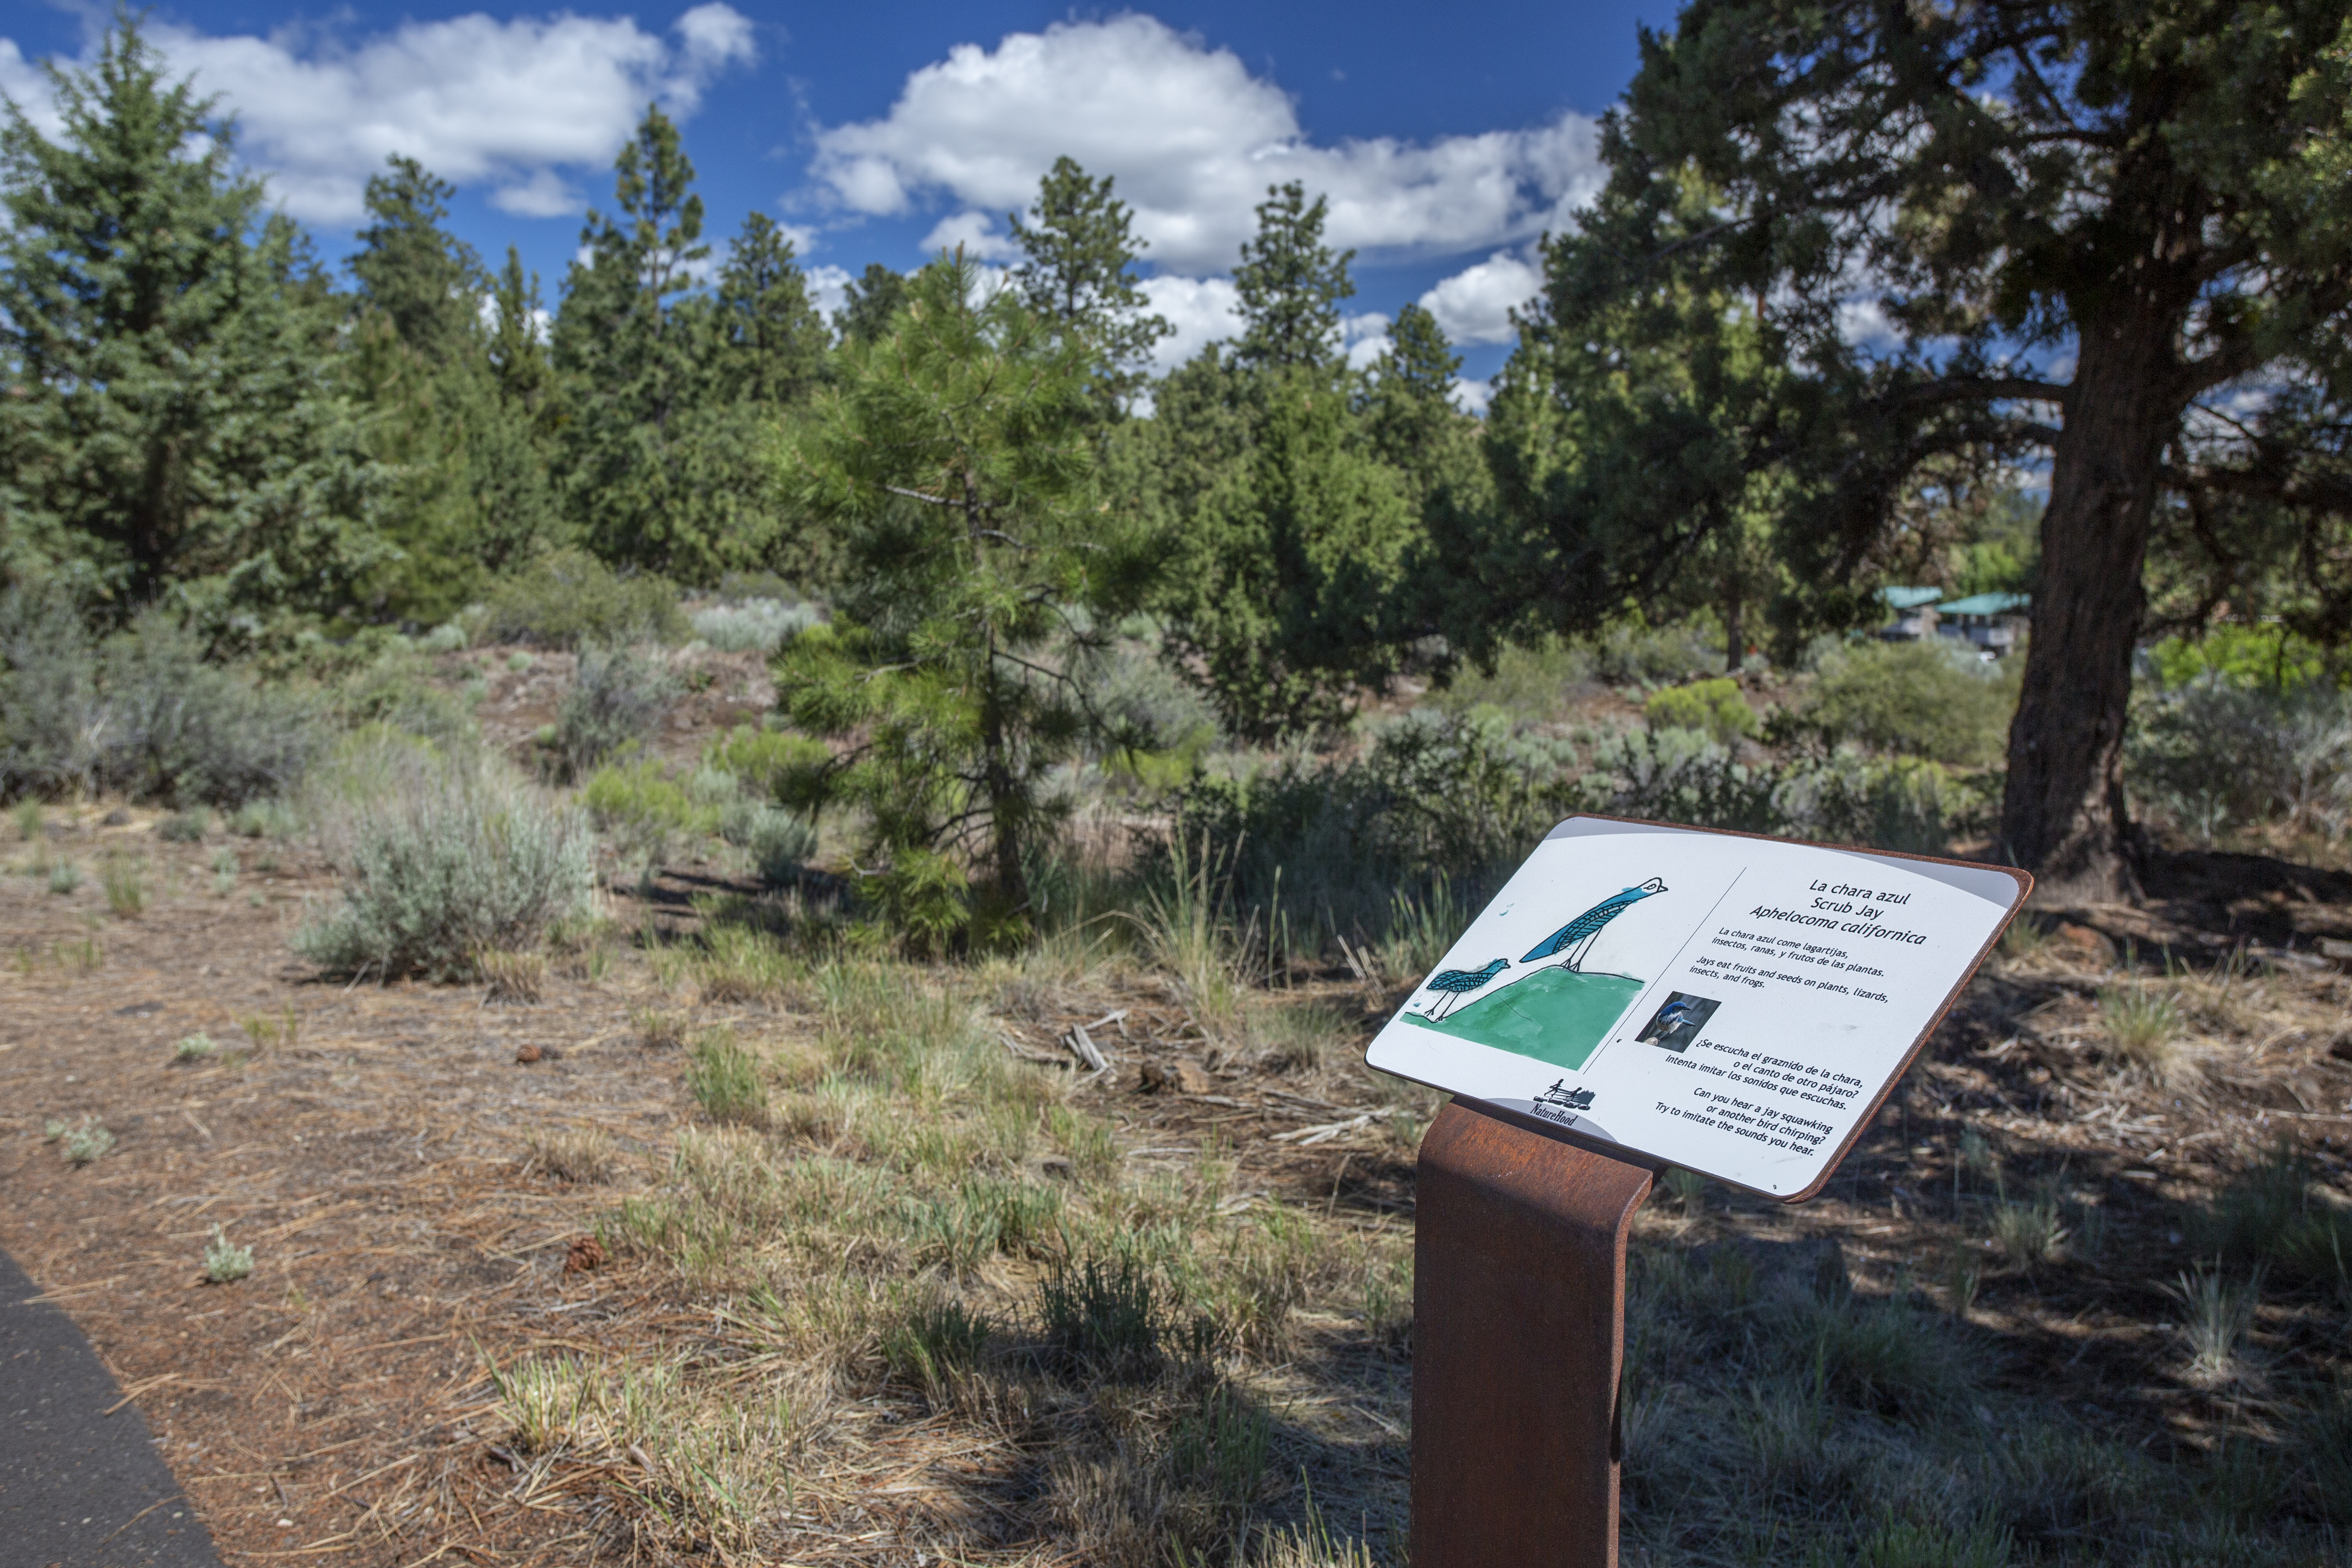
[1368,815,2029,1200]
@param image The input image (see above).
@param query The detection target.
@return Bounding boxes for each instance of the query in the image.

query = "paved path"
[0,1248,221,1567]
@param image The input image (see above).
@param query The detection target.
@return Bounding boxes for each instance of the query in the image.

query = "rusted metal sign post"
[1414,1107,1653,1566]
[1369,817,2029,1568]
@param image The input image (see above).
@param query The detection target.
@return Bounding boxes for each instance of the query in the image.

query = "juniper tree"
[487,247,553,421]
[772,254,1148,945]
[1140,189,1417,737]
[1147,355,1418,737]
[1468,0,2352,894]
[1365,304,1501,584]
[1361,303,1463,486]
[0,14,386,630]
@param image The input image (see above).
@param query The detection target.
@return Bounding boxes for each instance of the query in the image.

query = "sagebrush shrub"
[744,808,817,886]
[0,588,319,806]
[690,598,820,653]
[295,755,595,980]
[159,808,209,842]
[2128,679,2352,842]
[703,724,830,800]
[202,1223,253,1283]
[552,646,677,781]
[474,549,688,648]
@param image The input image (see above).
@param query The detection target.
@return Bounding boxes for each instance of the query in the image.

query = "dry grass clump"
[1619,1247,2127,1562]
[631,1007,689,1050]
[684,1028,768,1125]
[1131,832,1253,1040]
[671,913,804,1004]
[2096,982,2194,1080]
[1247,1498,1381,1568]
[566,955,1412,1561]
[1990,1196,2065,1266]
[101,853,146,916]
[1998,912,2052,960]
[524,1125,618,1183]
[240,1006,298,1052]
[2165,1264,2263,1385]
[1252,1000,1348,1074]
[2191,1147,2352,1288]
[478,947,547,1003]
[488,1352,820,1560]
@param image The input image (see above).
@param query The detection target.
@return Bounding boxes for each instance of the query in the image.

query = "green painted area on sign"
[1401,967,1647,1071]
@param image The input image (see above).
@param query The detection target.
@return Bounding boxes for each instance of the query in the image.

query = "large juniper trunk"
[1998,312,2178,900]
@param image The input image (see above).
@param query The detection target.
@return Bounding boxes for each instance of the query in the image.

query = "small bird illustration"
[1422,958,1508,1020]
[1522,877,1668,973]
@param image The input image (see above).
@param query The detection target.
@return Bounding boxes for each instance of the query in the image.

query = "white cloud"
[1420,250,1543,345]
[809,16,1602,273]
[806,264,855,324]
[1836,298,1902,350]
[0,7,758,224]
[1452,377,1494,417]
[1140,274,1243,373]
[1343,311,1392,371]
[919,210,1017,260]
[491,168,582,218]
[0,39,64,138]
[673,3,755,72]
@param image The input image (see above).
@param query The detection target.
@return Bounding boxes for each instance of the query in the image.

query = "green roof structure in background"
[1937,592,2031,618]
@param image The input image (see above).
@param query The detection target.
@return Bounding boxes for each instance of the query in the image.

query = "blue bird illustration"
[1422,958,1508,1020]
[1521,877,1668,973]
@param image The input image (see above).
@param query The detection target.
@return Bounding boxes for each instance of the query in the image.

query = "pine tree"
[348,157,480,363]
[0,14,386,630]
[1008,157,1172,413]
[552,107,797,583]
[710,212,828,407]
[1232,181,1355,371]
[345,156,560,623]
[487,247,552,420]
[1362,303,1466,498]
[772,254,1148,945]
[833,263,908,345]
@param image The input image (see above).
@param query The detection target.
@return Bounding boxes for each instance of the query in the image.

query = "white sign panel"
[1365,816,2029,1200]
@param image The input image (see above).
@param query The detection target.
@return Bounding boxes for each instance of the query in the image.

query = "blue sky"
[2,0,1681,396]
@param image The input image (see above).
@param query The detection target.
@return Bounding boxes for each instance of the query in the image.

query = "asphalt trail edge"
[1,1246,222,1567]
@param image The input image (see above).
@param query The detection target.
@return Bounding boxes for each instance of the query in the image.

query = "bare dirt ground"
[5,800,2351,1563]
